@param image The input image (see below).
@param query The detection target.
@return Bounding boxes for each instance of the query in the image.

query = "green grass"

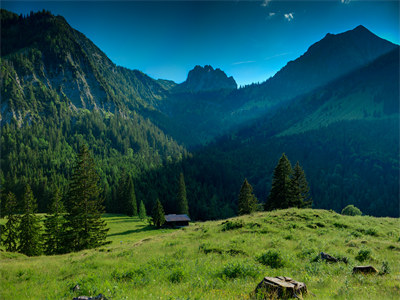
[1,209,400,299]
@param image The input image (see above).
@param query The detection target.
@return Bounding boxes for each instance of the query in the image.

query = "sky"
[2,1,399,86]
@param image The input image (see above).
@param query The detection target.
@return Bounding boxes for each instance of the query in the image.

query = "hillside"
[176,49,399,218]
[159,25,398,145]
[1,209,399,299]
[0,10,187,213]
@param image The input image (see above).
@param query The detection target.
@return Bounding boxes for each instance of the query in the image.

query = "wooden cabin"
[165,214,191,227]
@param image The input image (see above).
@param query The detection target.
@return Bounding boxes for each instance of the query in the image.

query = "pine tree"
[64,145,109,252]
[18,185,42,256]
[152,199,165,227]
[266,153,293,210]
[139,200,147,220]
[290,162,312,208]
[124,175,137,217]
[238,178,258,215]
[43,189,65,255]
[2,192,19,252]
[177,172,189,215]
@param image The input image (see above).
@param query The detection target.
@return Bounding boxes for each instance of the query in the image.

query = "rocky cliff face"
[175,65,237,92]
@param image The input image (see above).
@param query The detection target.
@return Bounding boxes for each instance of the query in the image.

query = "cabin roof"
[165,214,191,222]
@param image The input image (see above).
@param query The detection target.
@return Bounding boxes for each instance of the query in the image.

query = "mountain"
[174,65,237,93]
[0,10,186,212]
[236,25,398,112]
[157,25,398,146]
[179,48,399,217]
[1,9,398,219]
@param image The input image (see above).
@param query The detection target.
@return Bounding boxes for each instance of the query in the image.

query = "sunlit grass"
[1,209,399,299]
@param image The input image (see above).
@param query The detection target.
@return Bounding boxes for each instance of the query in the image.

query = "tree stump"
[253,276,307,299]
[352,265,378,274]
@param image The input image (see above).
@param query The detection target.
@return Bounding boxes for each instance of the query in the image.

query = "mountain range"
[1,9,398,218]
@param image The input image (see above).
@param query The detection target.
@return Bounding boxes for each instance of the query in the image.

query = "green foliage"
[2,191,19,252]
[168,266,186,283]
[220,262,260,279]
[138,200,147,220]
[177,172,189,215]
[18,185,42,256]
[355,249,372,262]
[117,174,138,217]
[151,199,165,227]
[342,205,362,216]
[266,154,312,210]
[256,250,285,268]
[221,220,244,231]
[64,145,109,252]
[290,161,312,208]
[266,153,293,210]
[238,178,258,215]
[43,189,65,255]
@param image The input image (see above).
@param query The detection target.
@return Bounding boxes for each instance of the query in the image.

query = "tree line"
[1,145,109,256]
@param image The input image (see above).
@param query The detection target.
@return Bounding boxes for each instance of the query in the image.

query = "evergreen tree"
[2,192,19,252]
[124,175,137,217]
[238,178,258,215]
[290,162,312,208]
[116,170,127,214]
[43,189,65,255]
[18,185,42,256]
[139,200,147,220]
[265,153,293,210]
[177,172,189,215]
[152,199,165,227]
[64,145,109,252]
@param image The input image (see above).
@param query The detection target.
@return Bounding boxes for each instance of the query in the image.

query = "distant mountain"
[183,48,399,217]
[174,65,237,93]
[158,25,398,146]
[237,25,398,110]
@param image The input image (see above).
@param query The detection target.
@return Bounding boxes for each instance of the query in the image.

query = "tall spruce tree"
[18,185,42,256]
[152,199,165,227]
[177,172,189,215]
[124,175,137,217]
[290,162,312,208]
[64,145,109,252]
[139,200,147,220]
[43,189,65,255]
[2,192,19,252]
[266,153,293,210]
[238,178,258,215]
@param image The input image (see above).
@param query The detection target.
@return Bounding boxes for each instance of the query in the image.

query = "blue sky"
[2,1,399,86]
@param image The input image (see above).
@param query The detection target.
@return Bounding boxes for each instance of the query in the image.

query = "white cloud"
[284,12,294,22]
[341,0,351,4]
[232,61,256,66]
[261,0,272,7]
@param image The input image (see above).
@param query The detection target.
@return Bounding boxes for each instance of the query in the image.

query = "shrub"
[168,267,185,283]
[256,250,285,268]
[221,220,244,231]
[379,261,390,275]
[355,249,372,262]
[220,262,259,279]
[341,205,362,216]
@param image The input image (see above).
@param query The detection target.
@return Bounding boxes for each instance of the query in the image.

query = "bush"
[256,250,285,268]
[221,220,244,231]
[355,249,372,262]
[342,205,362,216]
[220,262,259,279]
[168,267,185,283]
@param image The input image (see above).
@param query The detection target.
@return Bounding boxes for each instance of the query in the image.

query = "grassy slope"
[1,209,399,299]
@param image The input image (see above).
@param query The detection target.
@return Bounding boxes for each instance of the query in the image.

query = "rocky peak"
[176,65,237,92]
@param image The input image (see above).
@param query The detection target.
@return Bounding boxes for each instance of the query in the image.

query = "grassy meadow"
[1,209,400,299]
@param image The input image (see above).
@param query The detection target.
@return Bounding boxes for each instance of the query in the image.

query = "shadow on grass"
[108,225,158,237]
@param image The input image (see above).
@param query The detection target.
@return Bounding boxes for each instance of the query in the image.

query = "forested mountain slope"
[158,25,398,146]
[0,10,186,212]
